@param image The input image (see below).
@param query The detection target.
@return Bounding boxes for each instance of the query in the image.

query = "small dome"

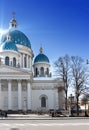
[34,53,49,63]
[0,29,31,48]
[34,47,49,63]
[0,40,18,52]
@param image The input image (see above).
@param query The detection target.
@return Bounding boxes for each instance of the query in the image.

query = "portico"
[0,78,31,111]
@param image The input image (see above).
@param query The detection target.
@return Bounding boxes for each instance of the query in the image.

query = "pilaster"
[27,80,31,110]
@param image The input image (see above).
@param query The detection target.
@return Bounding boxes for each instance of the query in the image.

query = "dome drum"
[33,60,50,77]
[34,66,51,77]
[0,51,19,67]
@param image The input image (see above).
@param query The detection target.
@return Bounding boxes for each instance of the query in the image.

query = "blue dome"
[1,40,18,52]
[34,53,49,63]
[0,29,31,48]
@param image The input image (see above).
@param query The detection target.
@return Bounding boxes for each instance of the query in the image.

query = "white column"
[8,80,12,110]
[0,80,1,110]
[27,55,28,68]
[18,80,22,110]
[30,57,32,70]
[27,80,31,110]
[23,54,25,68]
[20,53,23,68]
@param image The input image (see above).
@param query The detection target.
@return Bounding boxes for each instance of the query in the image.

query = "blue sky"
[0,0,89,70]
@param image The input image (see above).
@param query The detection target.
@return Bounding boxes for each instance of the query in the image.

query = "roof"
[0,29,31,48]
[34,53,49,63]
[0,40,18,52]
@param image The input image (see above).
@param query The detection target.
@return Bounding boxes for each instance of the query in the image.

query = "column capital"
[23,53,25,57]
[27,79,30,83]
[17,79,21,83]
[7,79,11,83]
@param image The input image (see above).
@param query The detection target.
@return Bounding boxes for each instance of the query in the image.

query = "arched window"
[5,57,9,65]
[40,67,44,77]
[41,97,46,107]
[24,56,27,68]
[13,57,16,67]
[12,24,14,27]
[35,68,38,77]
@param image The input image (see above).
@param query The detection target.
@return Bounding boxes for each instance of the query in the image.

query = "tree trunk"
[85,103,87,116]
[65,90,67,110]
[76,96,79,116]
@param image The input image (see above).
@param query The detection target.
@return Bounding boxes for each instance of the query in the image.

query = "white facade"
[0,17,65,112]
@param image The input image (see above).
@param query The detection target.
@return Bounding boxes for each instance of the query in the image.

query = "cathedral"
[0,17,65,113]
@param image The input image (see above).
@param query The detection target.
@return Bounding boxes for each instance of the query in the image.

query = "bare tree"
[71,56,89,116]
[54,54,71,110]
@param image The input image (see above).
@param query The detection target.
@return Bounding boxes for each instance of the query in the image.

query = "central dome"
[0,29,31,48]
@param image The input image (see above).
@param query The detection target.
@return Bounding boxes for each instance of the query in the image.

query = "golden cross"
[12,12,16,18]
